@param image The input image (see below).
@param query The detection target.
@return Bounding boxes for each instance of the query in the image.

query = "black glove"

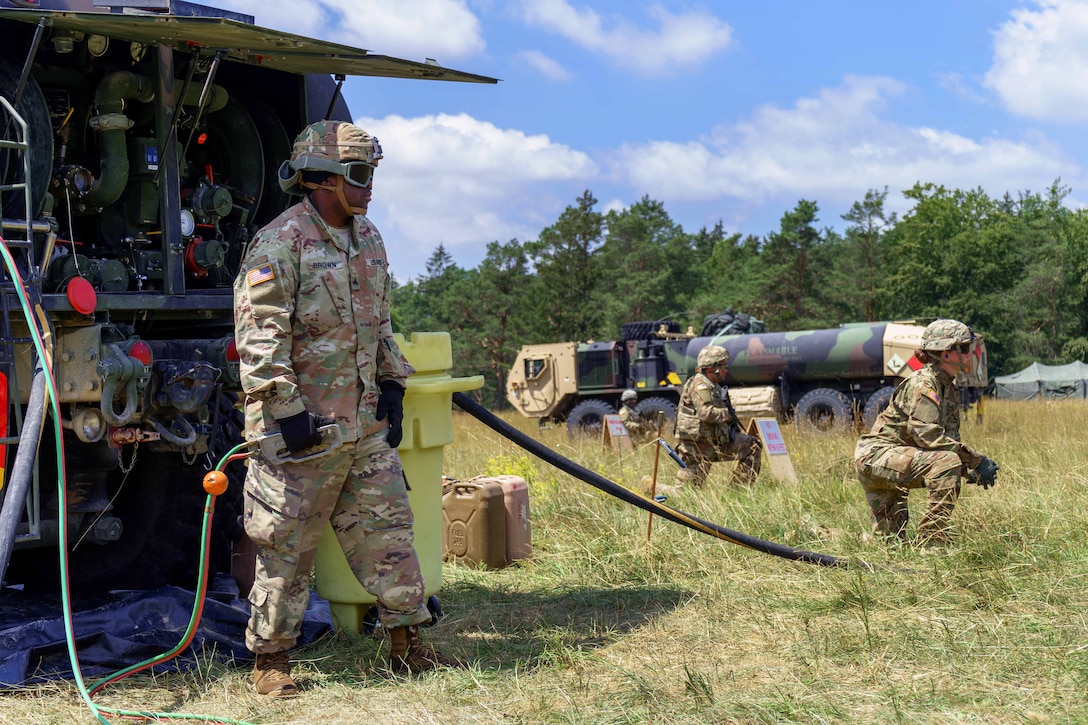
[275,410,324,454]
[375,380,405,448]
[974,456,1000,489]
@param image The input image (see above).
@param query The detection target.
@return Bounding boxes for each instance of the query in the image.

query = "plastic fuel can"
[442,478,507,570]
[495,475,531,562]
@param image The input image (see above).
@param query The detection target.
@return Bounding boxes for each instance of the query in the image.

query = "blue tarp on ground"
[0,575,331,687]
[993,361,1088,400]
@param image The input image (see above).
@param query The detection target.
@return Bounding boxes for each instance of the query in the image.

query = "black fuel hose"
[0,368,47,584]
[453,392,870,570]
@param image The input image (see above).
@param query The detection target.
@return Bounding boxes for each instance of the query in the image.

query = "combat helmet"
[696,345,730,369]
[621,389,638,404]
[278,120,382,196]
[920,319,975,352]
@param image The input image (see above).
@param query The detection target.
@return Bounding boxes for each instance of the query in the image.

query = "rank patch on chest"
[247,264,275,286]
[366,258,384,267]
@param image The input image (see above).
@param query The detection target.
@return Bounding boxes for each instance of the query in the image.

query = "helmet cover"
[290,120,382,166]
[278,121,382,195]
[696,345,730,369]
[921,319,975,352]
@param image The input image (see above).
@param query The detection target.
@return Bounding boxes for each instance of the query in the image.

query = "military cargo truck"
[0,0,495,591]
[506,320,988,436]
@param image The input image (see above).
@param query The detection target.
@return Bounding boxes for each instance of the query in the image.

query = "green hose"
[0,238,255,724]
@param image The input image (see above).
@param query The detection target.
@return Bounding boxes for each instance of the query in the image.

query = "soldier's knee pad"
[857,468,893,494]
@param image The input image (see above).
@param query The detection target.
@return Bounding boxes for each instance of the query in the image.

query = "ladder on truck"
[0,92,48,555]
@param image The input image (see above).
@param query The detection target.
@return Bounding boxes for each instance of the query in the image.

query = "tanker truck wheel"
[861,386,896,430]
[566,399,616,438]
[0,56,52,220]
[794,388,853,434]
[637,396,677,433]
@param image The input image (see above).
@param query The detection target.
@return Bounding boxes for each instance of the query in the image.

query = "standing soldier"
[234,121,458,697]
[671,345,762,489]
[618,389,654,445]
[854,319,999,546]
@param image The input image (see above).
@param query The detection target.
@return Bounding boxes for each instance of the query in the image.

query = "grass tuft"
[6,400,1088,723]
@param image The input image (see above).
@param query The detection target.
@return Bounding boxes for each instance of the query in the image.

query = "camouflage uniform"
[673,371,762,487]
[233,194,429,655]
[618,402,654,445]
[854,364,983,543]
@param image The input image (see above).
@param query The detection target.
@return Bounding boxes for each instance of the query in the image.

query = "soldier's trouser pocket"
[856,447,917,488]
[243,461,304,551]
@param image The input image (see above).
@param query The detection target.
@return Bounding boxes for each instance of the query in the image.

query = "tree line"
[391,181,1088,409]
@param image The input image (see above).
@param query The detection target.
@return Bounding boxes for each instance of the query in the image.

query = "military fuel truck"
[0,0,495,591]
[506,320,988,436]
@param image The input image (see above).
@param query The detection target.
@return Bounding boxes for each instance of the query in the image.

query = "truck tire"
[209,391,246,579]
[566,399,615,438]
[794,388,853,434]
[0,56,52,220]
[862,386,896,430]
[637,396,677,432]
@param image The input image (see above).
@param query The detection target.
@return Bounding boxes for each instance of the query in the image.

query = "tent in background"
[993,361,1088,400]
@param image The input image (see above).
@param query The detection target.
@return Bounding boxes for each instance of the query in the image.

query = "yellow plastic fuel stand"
[313,332,484,631]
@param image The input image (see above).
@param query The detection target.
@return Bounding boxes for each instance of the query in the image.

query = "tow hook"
[97,343,151,426]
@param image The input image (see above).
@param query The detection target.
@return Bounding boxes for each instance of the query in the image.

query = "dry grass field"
[2,398,1087,724]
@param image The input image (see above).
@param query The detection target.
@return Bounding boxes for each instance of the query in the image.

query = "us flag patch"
[925,390,940,405]
[247,264,275,286]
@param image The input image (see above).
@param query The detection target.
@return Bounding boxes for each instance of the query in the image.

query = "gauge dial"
[179,209,196,239]
[87,34,109,57]
[129,42,146,62]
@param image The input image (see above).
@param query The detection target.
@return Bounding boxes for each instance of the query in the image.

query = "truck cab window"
[525,358,547,380]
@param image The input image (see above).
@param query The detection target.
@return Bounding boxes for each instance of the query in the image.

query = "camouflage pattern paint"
[676,324,888,384]
[505,320,989,426]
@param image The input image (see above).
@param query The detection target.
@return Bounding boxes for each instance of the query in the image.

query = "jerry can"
[494,475,531,562]
[443,478,507,569]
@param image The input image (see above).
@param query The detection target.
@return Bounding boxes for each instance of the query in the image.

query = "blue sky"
[219,0,1088,282]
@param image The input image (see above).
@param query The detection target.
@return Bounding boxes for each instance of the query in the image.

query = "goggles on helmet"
[341,161,376,188]
[291,155,377,188]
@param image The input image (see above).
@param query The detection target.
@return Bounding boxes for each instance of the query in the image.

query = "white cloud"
[601,198,627,215]
[608,75,1082,216]
[934,71,989,106]
[515,50,572,81]
[984,0,1088,121]
[513,0,732,76]
[355,113,597,279]
[217,0,485,61]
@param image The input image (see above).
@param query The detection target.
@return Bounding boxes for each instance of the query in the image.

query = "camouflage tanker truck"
[506,320,988,436]
[0,0,495,591]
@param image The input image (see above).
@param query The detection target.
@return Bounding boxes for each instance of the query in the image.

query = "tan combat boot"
[252,651,298,697]
[388,625,461,675]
